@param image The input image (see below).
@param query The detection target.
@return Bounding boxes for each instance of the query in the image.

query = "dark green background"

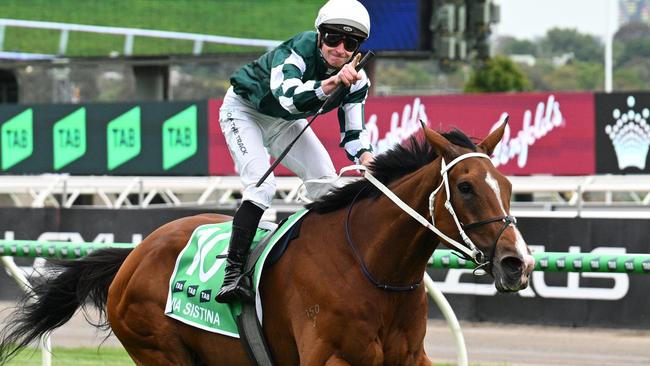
[0,101,208,175]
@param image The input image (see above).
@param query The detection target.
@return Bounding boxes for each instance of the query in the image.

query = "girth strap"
[237,222,279,366]
[236,214,307,366]
[238,309,274,366]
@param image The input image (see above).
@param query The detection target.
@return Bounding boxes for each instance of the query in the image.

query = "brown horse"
[0,123,534,365]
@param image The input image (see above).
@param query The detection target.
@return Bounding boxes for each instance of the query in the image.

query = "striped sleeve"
[270,49,327,114]
[338,71,373,162]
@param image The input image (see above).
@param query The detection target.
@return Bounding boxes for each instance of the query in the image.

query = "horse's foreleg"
[298,339,383,366]
[323,355,352,365]
[297,338,343,366]
[300,351,351,366]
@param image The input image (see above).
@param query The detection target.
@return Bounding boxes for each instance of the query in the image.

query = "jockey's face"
[319,33,357,69]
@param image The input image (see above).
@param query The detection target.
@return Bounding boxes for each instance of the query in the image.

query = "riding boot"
[216,201,264,304]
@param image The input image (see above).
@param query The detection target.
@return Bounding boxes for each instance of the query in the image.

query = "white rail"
[0,256,52,366]
[424,274,468,366]
[1,233,52,366]
[0,174,649,217]
[0,18,281,56]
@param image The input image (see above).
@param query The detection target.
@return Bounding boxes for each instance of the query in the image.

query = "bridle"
[344,152,518,291]
[428,152,518,273]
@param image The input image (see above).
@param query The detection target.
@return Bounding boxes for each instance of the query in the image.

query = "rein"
[345,186,421,292]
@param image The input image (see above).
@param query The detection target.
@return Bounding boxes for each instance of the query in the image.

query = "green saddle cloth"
[164,209,308,338]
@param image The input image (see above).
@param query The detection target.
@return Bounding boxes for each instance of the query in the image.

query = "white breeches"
[219,87,338,209]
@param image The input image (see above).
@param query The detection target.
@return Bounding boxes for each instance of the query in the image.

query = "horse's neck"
[352,162,441,287]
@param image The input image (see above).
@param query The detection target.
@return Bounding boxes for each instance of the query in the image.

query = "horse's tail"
[0,247,133,363]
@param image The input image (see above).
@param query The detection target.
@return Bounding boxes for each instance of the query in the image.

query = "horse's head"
[423,120,535,292]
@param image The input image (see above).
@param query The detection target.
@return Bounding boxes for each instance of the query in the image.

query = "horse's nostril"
[501,256,524,274]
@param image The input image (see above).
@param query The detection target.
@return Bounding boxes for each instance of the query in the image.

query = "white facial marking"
[514,227,534,265]
[486,172,533,263]
[485,172,507,216]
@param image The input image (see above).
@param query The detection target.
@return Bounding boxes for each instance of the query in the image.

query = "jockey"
[216,0,375,303]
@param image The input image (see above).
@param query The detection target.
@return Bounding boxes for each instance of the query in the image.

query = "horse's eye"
[457,182,472,194]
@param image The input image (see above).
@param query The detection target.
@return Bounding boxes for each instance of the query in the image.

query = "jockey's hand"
[336,53,362,87]
[358,151,374,169]
[321,53,362,94]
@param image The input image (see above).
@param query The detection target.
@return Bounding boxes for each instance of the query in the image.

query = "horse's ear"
[421,121,459,160]
[478,115,509,155]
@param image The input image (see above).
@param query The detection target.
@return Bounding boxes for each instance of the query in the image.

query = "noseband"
[460,214,517,272]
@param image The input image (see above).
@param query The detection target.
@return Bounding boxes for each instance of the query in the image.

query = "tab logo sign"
[162,105,197,170]
[53,108,87,170]
[107,107,141,170]
[187,285,198,297]
[173,280,186,293]
[199,289,212,303]
[1,109,33,170]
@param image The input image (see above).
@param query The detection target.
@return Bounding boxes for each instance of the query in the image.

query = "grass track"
[6,346,133,366]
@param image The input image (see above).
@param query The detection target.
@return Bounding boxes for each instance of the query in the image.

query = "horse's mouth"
[493,254,535,292]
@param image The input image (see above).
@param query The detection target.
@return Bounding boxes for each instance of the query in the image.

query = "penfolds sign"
[208,92,596,176]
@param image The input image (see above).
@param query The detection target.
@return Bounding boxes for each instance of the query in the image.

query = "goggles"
[321,32,362,52]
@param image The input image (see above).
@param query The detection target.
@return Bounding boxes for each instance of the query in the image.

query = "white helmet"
[315,0,371,39]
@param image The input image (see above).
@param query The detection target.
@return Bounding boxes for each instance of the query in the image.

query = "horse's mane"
[306,129,477,213]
